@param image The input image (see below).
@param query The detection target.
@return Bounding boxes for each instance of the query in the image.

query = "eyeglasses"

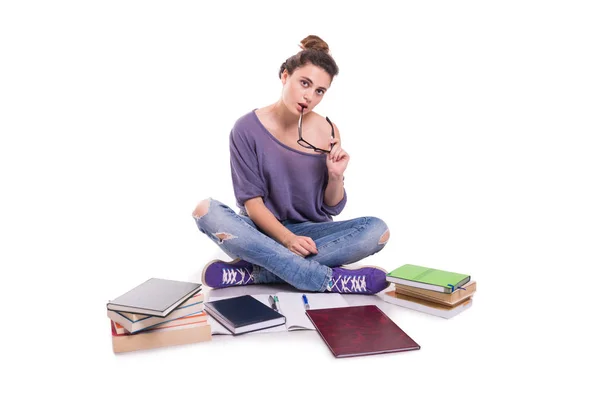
[297,110,335,154]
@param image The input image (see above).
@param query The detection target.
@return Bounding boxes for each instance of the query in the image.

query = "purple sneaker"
[202,258,255,289]
[327,265,390,294]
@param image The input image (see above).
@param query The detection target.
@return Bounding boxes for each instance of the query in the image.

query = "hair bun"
[300,35,330,53]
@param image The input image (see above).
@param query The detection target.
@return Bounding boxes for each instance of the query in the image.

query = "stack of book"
[107,278,211,353]
[383,264,476,319]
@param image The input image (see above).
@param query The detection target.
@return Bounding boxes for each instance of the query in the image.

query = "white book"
[107,278,202,317]
[382,290,473,319]
[208,292,349,335]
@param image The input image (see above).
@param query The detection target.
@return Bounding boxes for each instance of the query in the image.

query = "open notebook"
[209,292,348,335]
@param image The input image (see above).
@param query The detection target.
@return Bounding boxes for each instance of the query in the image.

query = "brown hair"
[278,35,339,81]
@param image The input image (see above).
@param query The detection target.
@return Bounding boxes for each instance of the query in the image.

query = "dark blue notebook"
[204,295,286,335]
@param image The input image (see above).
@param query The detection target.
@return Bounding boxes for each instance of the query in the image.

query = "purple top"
[229,109,347,222]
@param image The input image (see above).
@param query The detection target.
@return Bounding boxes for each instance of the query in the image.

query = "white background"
[1,1,599,399]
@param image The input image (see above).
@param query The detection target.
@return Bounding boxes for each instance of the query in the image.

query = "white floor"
[131,281,483,397]
[6,216,593,400]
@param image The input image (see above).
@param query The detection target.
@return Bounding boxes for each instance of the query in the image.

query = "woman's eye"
[317,89,324,95]
[301,80,308,87]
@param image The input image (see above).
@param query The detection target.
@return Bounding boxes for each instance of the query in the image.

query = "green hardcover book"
[386,264,470,293]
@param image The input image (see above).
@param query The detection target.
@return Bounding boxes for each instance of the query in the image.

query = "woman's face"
[281,63,331,115]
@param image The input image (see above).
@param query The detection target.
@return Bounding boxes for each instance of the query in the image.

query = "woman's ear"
[281,69,288,85]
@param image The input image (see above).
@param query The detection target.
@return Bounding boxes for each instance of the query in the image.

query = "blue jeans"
[193,198,389,292]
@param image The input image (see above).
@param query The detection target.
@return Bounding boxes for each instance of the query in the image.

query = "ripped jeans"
[193,198,390,292]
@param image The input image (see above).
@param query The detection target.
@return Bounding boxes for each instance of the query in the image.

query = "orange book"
[395,281,476,306]
[111,320,211,353]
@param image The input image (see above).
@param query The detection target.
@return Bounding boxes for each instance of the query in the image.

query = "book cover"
[386,264,470,293]
[383,290,473,319]
[119,293,205,322]
[107,278,202,317]
[305,305,420,358]
[204,295,286,335]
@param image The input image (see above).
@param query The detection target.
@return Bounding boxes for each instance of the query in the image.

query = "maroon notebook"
[305,305,420,358]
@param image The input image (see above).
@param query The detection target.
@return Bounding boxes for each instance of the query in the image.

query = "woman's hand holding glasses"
[326,137,349,179]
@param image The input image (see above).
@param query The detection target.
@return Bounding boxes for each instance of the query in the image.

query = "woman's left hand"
[326,138,349,178]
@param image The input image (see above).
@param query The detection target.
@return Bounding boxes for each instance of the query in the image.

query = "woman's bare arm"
[324,122,347,206]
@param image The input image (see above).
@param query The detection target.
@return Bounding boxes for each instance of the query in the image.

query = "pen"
[302,294,310,310]
[268,295,277,311]
[273,295,280,313]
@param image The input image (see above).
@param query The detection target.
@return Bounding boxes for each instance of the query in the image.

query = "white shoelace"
[329,275,367,292]
[221,268,254,285]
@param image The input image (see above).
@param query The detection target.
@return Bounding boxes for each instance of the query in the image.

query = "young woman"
[192,35,391,294]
